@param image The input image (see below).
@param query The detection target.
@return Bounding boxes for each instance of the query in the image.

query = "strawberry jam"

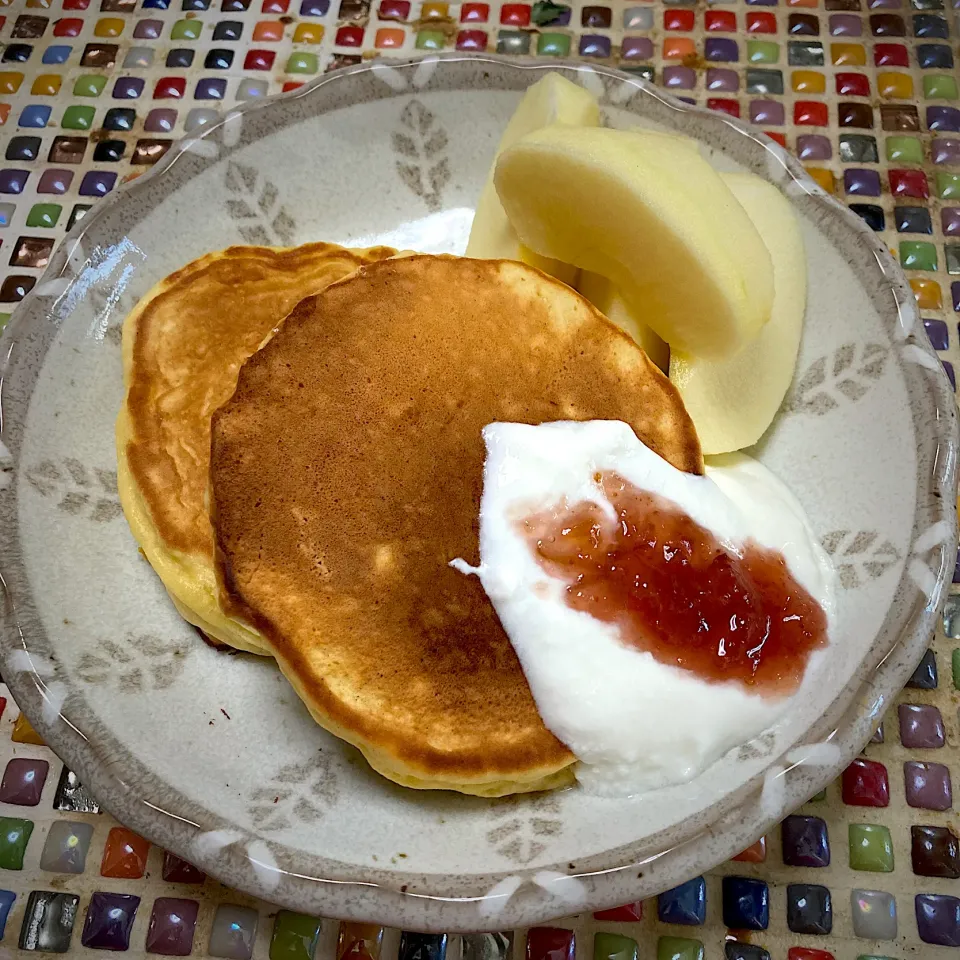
[523,473,828,696]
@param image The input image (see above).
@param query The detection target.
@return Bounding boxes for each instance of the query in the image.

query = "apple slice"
[670,172,807,454]
[466,72,599,285]
[494,126,774,359]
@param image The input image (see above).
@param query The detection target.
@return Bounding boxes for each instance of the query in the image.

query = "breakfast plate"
[0,54,956,931]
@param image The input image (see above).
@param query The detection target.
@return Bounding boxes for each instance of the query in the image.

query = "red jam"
[523,473,828,696]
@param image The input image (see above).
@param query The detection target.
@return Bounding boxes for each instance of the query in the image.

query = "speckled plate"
[0,54,956,932]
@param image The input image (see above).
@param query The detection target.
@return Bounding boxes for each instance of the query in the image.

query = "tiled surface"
[1,0,960,957]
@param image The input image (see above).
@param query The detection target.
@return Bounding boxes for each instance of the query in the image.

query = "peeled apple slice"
[670,173,807,454]
[577,271,669,372]
[465,72,599,286]
[494,126,774,359]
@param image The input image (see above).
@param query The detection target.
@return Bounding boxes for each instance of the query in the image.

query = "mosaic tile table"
[1,0,960,956]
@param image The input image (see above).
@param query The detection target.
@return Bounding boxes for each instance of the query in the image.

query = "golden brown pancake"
[117,242,396,653]
[210,255,703,795]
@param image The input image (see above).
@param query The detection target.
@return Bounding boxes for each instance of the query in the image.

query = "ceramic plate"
[0,55,956,932]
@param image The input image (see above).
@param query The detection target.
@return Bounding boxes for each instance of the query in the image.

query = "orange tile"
[0,72,23,94]
[805,167,835,193]
[0,104,10,126]
[662,37,695,59]
[733,837,767,863]
[293,22,324,42]
[877,71,913,100]
[101,827,150,879]
[31,74,62,96]
[792,70,825,94]
[25,0,51,7]
[911,278,942,310]
[337,923,384,960]
[420,1,448,16]
[11,714,44,745]
[253,19,285,40]
[374,26,404,46]
[94,17,124,36]
[831,42,865,65]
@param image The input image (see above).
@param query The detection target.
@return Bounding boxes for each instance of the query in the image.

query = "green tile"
[73,75,107,97]
[900,240,938,271]
[269,911,321,960]
[923,73,958,100]
[747,40,779,64]
[61,105,95,130]
[595,933,638,960]
[809,788,826,801]
[952,648,960,689]
[0,314,11,334]
[171,18,202,40]
[537,31,571,56]
[657,937,704,960]
[26,203,61,228]
[849,823,895,871]
[0,818,33,870]
[937,172,960,199]
[886,135,923,163]
[497,29,530,54]
[286,52,319,73]
[415,28,445,49]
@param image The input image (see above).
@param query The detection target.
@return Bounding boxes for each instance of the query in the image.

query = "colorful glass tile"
[536,33,568,55]
[166,49,195,67]
[884,104,921,129]
[0,818,33,869]
[19,891,79,952]
[663,38,696,58]
[840,133,878,160]
[795,101,829,125]
[269,912,322,960]
[622,37,653,59]
[65,204,90,230]
[943,209,960,236]
[905,760,952,808]
[593,933,637,960]
[337,922,385,960]
[912,825,960,877]
[806,167,835,191]
[25,204,60,228]
[898,702,945,745]
[0,890,15,939]
[10,237,53,268]
[208,905,259,960]
[747,11,776,30]
[78,170,116,196]
[526,930,572,960]
[145,898,199,956]
[103,106,135,130]
[747,39,778,61]
[746,68,783,93]
[665,8,694,29]
[658,877,706,925]
[398,933,447,960]
[890,168,930,196]
[933,138,960,164]
[917,42,953,67]
[830,12,862,32]
[913,277,942,305]
[0,758,48,805]
[708,11,737,30]
[41,46,70,64]
[496,29,529,53]
[839,102,874,126]
[915,895,960,946]
[887,135,924,162]
[831,41,866,63]
[81,893,139,950]
[39,820,94,874]
[878,71,914,98]
[836,72,871,95]
[924,74,959,98]
[782,816,830,866]
[144,108,177,133]
[656,938,702,960]
[793,70,825,92]
[928,106,960,130]
[924,318,949,349]
[722,876,769,930]
[101,827,150,879]
[842,758,890,805]
[293,23,324,42]
[849,823,895,871]
[786,884,832,934]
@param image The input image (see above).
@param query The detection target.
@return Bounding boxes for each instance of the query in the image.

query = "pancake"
[117,242,396,654]
[210,255,703,795]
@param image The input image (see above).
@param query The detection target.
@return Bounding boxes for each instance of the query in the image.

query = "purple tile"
[113,77,144,99]
[705,37,739,61]
[579,34,611,57]
[942,208,960,235]
[300,0,329,12]
[81,893,140,950]
[663,66,696,89]
[869,0,901,6]
[161,852,205,884]
[747,0,778,6]
[933,138,960,164]
[929,106,960,131]
[146,898,199,956]
[676,96,696,105]
[194,77,226,100]
[133,18,163,38]
[943,361,955,390]
[707,68,739,91]
[899,703,945,748]
[925,318,949,349]
[845,168,882,195]
[953,281,960,312]
[750,99,785,124]
[916,894,960,946]
[0,169,29,195]
[621,36,653,60]
[905,761,953,810]
[782,815,830,866]
[830,13,862,32]
[0,758,48,805]
[144,108,177,133]
[37,168,73,194]
[798,134,833,160]
[79,171,117,197]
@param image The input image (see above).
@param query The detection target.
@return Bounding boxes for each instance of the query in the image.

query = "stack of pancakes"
[118,247,702,796]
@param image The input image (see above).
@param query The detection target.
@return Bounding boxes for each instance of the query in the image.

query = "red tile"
[281,81,304,91]
[747,11,776,32]
[153,77,186,99]
[889,168,929,198]
[836,72,870,96]
[706,10,736,31]
[708,97,740,118]
[0,698,6,722]
[787,950,835,960]
[336,24,364,44]
[842,758,890,807]
[460,1,488,19]
[593,903,642,921]
[62,0,90,8]
[664,8,694,30]
[765,131,787,146]
[733,837,767,862]
[243,49,275,69]
[526,929,574,960]
[455,28,486,49]
[874,42,908,66]
[500,3,529,25]
[378,0,410,18]
[261,0,289,11]
[53,17,83,35]
[794,100,828,125]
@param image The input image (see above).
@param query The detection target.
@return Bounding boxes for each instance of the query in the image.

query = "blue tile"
[723,876,769,931]
[112,77,145,99]
[782,815,830,867]
[849,203,885,230]
[18,105,51,129]
[908,648,940,686]
[914,13,949,35]
[896,206,933,233]
[0,891,15,940]
[398,933,448,960]
[3,44,32,63]
[786,883,832,934]
[142,0,171,7]
[41,45,71,65]
[657,877,706,926]
[917,42,954,67]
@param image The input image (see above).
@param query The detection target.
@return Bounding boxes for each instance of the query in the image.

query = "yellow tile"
[11,713,45,746]
[94,17,124,37]
[31,74,62,96]
[805,167,835,193]
[792,70,825,94]
[831,42,866,66]
[293,22,324,42]
[911,278,942,310]
[24,0,50,7]
[420,1,448,16]
[0,72,23,94]
[877,71,913,100]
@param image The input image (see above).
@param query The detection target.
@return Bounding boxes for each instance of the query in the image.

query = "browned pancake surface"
[211,255,703,783]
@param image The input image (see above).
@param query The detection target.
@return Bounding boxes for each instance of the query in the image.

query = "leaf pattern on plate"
[392,100,450,213]
[24,460,121,522]
[224,161,297,246]
[785,342,889,415]
[486,794,563,865]
[247,753,339,832]
[76,633,191,692]
[821,529,901,589]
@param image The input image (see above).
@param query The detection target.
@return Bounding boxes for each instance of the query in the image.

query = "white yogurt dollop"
[452,420,836,796]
